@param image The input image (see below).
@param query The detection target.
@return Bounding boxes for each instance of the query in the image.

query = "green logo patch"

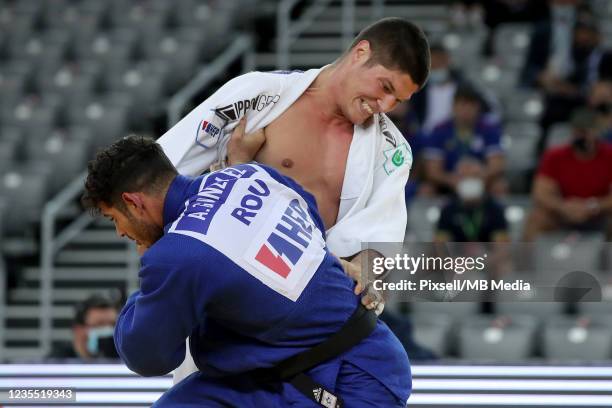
[383,143,410,175]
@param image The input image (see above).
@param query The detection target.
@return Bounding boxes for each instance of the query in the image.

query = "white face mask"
[457,177,484,201]
[86,326,115,356]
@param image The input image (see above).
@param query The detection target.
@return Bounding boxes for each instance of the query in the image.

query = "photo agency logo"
[361,241,610,303]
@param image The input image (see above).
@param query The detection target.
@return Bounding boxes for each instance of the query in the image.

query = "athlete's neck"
[305,64,351,126]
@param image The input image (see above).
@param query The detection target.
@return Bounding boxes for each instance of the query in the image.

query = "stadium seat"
[535,232,605,276]
[74,29,137,74]
[0,137,20,174]
[109,2,169,36]
[576,272,612,315]
[1,99,59,141]
[66,98,129,149]
[35,63,99,102]
[410,302,481,318]
[543,315,612,360]
[24,129,89,194]
[0,165,50,236]
[458,314,538,361]
[8,30,69,69]
[467,63,518,94]
[499,195,531,241]
[103,62,167,129]
[495,302,566,319]
[493,24,530,67]
[140,30,200,92]
[411,313,454,357]
[406,197,445,242]
[502,92,543,122]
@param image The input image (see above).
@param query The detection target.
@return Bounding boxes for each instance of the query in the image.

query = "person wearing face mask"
[410,43,500,136]
[524,108,612,240]
[435,158,509,243]
[47,294,120,360]
[422,85,506,197]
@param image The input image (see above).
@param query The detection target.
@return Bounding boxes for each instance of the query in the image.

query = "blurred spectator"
[520,0,593,89]
[524,108,612,240]
[587,80,612,141]
[48,294,119,360]
[422,85,505,196]
[435,158,509,242]
[411,43,500,136]
[520,2,612,154]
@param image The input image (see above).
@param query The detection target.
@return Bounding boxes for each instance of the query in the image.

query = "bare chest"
[254,99,353,228]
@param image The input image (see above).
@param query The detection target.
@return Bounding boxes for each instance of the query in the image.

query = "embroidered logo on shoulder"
[379,115,397,148]
[195,115,224,149]
[383,142,411,175]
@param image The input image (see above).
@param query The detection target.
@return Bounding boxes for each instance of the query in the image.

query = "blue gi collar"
[162,174,194,229]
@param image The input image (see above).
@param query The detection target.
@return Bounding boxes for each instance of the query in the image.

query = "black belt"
[252,304,377,408]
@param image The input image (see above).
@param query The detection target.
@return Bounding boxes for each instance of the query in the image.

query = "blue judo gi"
[114,163,411,407]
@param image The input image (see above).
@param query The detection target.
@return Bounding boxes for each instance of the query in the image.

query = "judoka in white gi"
[157,17,431,384]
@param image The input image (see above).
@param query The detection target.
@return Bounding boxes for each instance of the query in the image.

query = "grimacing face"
[340,47,420,125]
[99,202,163,249]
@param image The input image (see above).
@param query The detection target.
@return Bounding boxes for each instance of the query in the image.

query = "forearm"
[534,189,564,214]
[595,194,612,213]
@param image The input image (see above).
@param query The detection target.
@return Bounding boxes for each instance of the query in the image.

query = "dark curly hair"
[81,135,177,214]
[346,17,431,88]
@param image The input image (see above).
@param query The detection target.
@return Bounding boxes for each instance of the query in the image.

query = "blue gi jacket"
[114,163,411,402]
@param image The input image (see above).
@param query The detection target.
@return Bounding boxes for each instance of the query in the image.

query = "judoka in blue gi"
[82,135,411,407]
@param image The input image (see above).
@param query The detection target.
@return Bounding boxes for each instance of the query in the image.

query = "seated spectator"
[47,294,119,360]
[410,43,500,136]
[520,0,593,89]
[422,85,505,196]
[435,158,509,242]
[524,108,612,240]
[521,8,612,154]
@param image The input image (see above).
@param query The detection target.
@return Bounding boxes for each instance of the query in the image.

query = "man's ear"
[353,40,371,63]
[121,192,145,214]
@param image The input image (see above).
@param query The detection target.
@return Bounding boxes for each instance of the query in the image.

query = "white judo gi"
[157,68,413,383]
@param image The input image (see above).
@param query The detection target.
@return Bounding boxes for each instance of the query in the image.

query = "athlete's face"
[99,202,163,250]
[340,41,419,125]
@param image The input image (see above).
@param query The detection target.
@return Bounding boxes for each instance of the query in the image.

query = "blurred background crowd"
[0,0,610,366]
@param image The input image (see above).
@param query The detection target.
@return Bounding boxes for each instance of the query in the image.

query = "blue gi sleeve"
[114,237,208,377]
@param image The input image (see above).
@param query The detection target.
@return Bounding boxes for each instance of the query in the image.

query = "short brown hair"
[347,17,431,88]
[81,135,177,214]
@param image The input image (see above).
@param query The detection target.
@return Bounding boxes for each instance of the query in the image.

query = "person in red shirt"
[524,108,612,240]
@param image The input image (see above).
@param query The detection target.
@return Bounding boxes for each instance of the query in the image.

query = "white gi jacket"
[158,68,413,258]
